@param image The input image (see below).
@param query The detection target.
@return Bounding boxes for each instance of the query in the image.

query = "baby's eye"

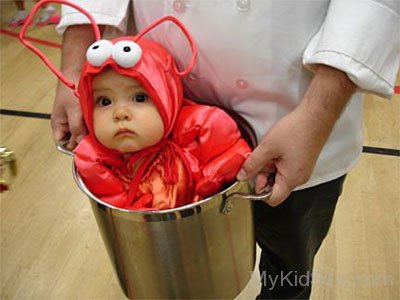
[96,97,112,107]
[132,93,148,103]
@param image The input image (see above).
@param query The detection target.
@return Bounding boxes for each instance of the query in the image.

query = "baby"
[74,34,251,210]
[20,9,251,210]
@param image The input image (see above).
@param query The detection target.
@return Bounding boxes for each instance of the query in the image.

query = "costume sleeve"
[73,137,128,207]
[173,105,244,164]
[303,0,400,98]
[173,104,251,197]
[56,0,131,34]
[195,139,251,198]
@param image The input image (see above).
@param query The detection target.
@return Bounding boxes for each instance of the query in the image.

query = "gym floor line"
[1,108,399,157]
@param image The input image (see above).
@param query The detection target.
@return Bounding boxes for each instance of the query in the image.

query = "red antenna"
[19,0,101,98]
[134,15,198,77]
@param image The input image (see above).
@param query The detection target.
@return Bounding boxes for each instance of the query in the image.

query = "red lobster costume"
[19,1,251,210]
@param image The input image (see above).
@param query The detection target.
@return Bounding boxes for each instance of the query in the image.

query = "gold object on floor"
[0,145,17,192]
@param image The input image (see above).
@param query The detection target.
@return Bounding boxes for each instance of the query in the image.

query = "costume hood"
[19,2,197,151]
[79,36,185,142]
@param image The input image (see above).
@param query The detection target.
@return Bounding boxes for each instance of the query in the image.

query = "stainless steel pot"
[59,143,270,299]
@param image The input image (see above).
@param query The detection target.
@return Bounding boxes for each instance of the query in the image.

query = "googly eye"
[86,40,113,67]
[112,41,142,68]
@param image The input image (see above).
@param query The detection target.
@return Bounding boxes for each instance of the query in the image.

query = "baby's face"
[92,69,164,153]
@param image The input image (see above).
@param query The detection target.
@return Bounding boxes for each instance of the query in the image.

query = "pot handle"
[226,187,272,201]
[56,140,74,157]
[220,185,273,214]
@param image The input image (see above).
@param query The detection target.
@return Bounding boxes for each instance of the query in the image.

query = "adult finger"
[255,168,276,193]
[255,173,268,194]
[236,141,275,181]
[50,110,69,142]
[67,108,87,149]
[264,174,293,207]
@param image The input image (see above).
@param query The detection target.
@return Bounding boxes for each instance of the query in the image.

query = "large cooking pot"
[58,141,270,299]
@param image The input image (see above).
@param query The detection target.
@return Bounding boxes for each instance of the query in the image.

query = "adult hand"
[50,25,100,149]
[51,73,87,150]
[237,104,328,207]
[237,65,356,206]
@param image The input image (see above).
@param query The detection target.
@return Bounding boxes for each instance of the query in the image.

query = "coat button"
[236,0,250,11]
[236,78,248,89]
[173,0,186,13]
[188,73,197,81]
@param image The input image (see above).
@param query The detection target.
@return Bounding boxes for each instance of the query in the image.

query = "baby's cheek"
[93,112,110,145]
[149,122,164,144]
[92,112,102,137]
[151,111,165,139]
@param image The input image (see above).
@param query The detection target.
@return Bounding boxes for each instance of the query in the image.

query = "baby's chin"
[99,141,137,153]
[109,143,146,154]
[102,139,162,154]
[112,145,140,153]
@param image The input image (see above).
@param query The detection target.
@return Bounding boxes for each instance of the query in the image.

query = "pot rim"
[72,162,245,216]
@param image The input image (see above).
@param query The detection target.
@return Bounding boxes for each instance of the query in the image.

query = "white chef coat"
[57,0,400,190]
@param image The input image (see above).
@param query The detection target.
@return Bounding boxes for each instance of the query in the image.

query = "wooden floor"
[0,2,399,299]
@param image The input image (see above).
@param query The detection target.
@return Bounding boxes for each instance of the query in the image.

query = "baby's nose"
[113,106,132,121]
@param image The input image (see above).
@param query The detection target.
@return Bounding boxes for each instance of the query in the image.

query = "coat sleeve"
[303,0,400,98]
[173,104,251,198]
[56,0,131,34]
[73,137,128,208]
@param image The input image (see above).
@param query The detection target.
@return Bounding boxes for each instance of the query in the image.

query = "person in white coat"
[53,0,400,298]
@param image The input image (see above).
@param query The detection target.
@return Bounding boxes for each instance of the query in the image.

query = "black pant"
[254,175,346,300]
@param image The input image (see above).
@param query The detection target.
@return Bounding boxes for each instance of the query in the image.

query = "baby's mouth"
[115,128,135,137]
